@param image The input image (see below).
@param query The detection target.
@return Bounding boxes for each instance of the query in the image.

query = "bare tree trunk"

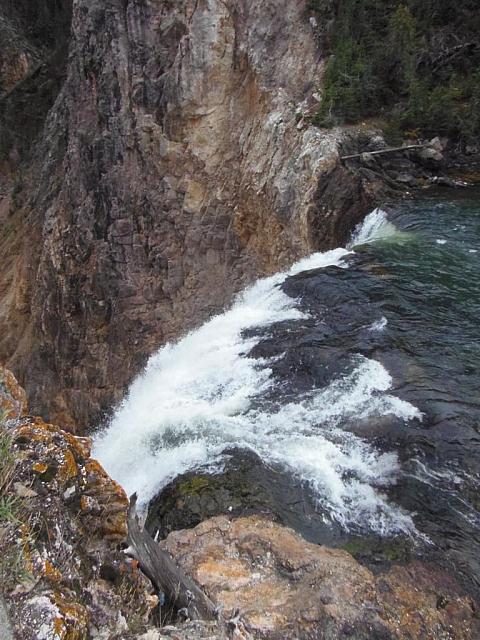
[341,144,425,161]
[126,493,217,621]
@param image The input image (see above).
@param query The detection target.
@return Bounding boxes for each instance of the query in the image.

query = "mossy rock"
[177,476,212,498]
[342,535,412,569]
[146,449,344,544]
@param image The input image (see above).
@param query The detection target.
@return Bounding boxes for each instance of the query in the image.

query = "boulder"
[164,515,480,640]
[419,146,444,167]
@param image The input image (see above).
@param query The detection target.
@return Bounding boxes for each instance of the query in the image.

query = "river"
[93,185,480,593]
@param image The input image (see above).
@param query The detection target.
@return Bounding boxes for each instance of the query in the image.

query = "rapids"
[93,209,420,534]
[94,186,480,588]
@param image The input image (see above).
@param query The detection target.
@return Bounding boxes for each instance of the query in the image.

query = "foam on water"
[348,208,401,248]
[369,316,388,332]
[93,210,420,535]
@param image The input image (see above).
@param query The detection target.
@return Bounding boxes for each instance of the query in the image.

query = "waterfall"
[93,210,420,535]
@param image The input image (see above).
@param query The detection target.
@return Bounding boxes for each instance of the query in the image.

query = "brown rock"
[11,416,129,542]
[0,367,154,638]
[0,365,27,420]
[164,515,480,640]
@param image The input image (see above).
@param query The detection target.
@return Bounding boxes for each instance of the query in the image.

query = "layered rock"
[0,0,373,429]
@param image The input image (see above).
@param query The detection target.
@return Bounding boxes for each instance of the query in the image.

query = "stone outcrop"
[164,515,480,640]
[0,364,28,419]
[0,0,374,429]
[0,367,158,638]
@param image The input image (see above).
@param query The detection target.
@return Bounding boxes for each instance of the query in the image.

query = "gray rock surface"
[0,597,14,640]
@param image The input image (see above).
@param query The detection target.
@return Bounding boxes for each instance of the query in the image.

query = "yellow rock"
[32,462,49,475]
[0,366,28,420]
[44,560,63,584]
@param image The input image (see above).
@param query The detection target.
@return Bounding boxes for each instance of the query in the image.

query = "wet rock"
[392,172,417,186]
[163,515,480,640]
[428,175,468,188]
[147,449,343,546]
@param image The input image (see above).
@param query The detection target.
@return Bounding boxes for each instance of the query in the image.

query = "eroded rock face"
[0,0,373,428]
[164,515,480,640]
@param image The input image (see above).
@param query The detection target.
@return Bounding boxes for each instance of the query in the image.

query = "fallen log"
[126,493,217,621]
[341,144,425,161]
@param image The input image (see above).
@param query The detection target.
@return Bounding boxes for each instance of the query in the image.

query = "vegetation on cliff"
[311,0,480,143]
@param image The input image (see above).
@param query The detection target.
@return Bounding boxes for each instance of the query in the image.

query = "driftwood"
[340,144,425,161]
[126,493,217,621]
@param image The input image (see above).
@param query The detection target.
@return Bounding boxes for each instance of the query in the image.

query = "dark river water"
[272,187,480,591]
[94,185,480,594]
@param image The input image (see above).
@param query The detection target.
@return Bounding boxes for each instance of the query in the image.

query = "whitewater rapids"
[93,209,421,535]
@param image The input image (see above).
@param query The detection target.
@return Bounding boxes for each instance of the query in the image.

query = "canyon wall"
[0,0,371,429]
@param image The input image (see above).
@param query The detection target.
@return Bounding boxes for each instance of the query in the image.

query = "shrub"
[311,0,480,143]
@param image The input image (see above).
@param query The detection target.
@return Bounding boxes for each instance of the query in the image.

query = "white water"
[348,208,401,248]
[94,209,421,535]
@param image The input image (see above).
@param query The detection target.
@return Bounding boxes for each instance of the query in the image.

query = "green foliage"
[314,38,380,125]
[0,495,20,524]
[0,545,31,593]
[313,0,480,142]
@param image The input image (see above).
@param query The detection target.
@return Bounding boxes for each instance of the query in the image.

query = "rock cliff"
[0,0,373,429]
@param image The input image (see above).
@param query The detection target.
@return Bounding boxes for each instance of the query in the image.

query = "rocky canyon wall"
[0,0,372,429]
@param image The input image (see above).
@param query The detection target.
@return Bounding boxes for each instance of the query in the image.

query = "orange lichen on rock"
[0,366,157,638]
[82,459,128,541]
[19,522,34,574]
[58,448,79,483]
[52,592,89,640]
[44,560,63,584]
[32,462,49,475]
[12,418,128,542]
[0,365,28,419]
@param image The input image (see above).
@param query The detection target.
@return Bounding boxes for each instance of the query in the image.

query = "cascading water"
[93,208,421,535]
[347,207,401,248]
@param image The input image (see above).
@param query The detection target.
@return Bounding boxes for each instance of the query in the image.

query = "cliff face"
[0,0,371,429]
